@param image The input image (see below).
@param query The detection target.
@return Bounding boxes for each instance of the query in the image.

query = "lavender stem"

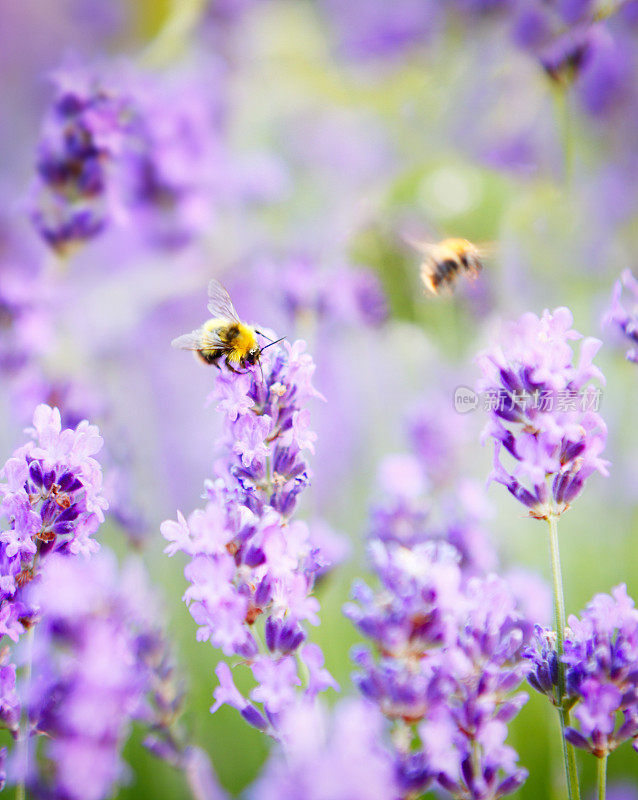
[552,84,573,187]
[16,625,35,800]
[597,755,607,800]
[547,513,580,800]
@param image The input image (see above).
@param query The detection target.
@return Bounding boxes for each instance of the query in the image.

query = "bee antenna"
[255,329,277,343]
[259,336,286,352]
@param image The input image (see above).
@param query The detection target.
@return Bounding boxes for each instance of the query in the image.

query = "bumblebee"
[415,238,485,295]
[171,279,282,371]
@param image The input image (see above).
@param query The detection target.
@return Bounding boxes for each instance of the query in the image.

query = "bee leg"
[224,355,240,374]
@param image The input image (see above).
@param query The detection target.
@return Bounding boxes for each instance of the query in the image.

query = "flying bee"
[171,279,284,372]
[411,237,487,295]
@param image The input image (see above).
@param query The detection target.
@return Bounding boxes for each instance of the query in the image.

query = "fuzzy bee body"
[172,280,267,371]
[417,238,484,295]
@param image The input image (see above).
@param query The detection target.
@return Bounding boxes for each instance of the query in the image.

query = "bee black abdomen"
[198,349,222,366]
[441,258,459,276]
[437,258,460,288]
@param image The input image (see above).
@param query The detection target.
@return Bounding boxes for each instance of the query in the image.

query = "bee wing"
[171,331,205,351]
[403,233,433,255]
[207,279,241,322]
[172,328,231,351]
[476,241,497,258]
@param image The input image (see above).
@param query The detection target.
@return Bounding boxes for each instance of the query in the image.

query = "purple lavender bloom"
[31,62,226,253]
[250,699,399,800]
[527,585,638,758]
[347,535,531,798]
[562,585,638,757]
[408,398,471,488]
[254,255,388,330]
[345,541,464,670]
[0,404,108,643]
[162,339,337,733]
[577,26,633,118]
[29,67,133,254]
[16,549,199,800]
[370,451,497,575]
[120,70,226,250]
[477,307,608,518]
[0,650,19,735]
[416,576,530,799]
[509,2,636,121]
[605,269,638,363]
[25,552,145,800]
[536,24,595,83]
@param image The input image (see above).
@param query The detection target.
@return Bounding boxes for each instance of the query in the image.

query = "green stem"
[295,649,310,691]
[552,84,573,188]
[547,514,580,800]
[597,754,607,800]
[16,625,35,800]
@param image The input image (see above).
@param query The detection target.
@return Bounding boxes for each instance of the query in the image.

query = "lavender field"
[1,1,638,799]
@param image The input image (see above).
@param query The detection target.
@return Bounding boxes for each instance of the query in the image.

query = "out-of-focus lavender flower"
[605,269,638,363]
[0,265,53,377]
[162,340,339,734]
[11,372,107,431]
[29,67,134,254]
[0,402,109,793]
[346,534,530,798]
[249,256,388,330]
[510,2,636,119]
[370,449,497,575]
[408,399,471,488]
[345,541,463,671]
[120,71,226,250]
[526,585,638,758]
[17,549,206,800]
[0,404,107,642]
[477,307,608,518]
[26,552,146,800]
[250,699,399,800]
[30,62,227,253]
[0,649,19,736]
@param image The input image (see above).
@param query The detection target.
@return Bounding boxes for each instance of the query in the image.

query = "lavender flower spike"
[477,307,608,518]
[0,404,108,641]
[251,699,399,800]
[347,532,531,799]
[528,584,638,759]
[29,67,133,254]
[162,339,338,734]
